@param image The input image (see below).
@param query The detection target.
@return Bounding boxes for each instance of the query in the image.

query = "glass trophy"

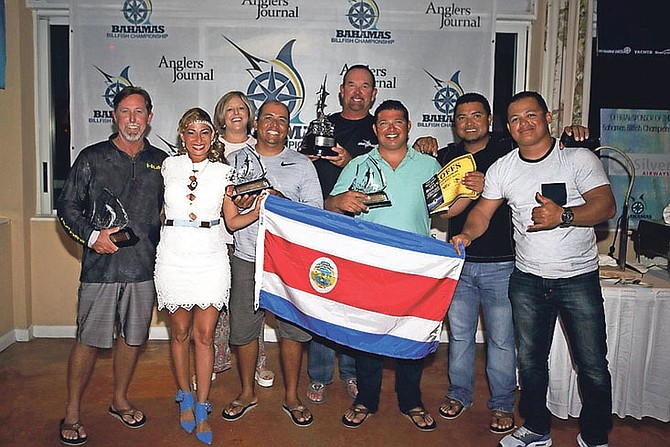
[91,188,139,247]
[349,156,392,209]
[230,147,272,197]
[299,75,337,157]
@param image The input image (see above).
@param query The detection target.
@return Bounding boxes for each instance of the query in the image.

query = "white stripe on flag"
[261,272,442,343]
[264,212,460,280]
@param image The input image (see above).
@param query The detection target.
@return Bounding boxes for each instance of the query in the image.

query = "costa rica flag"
[254,195,464,360]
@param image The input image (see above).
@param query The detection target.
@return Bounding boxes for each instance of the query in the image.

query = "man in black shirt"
[57,87,166,445]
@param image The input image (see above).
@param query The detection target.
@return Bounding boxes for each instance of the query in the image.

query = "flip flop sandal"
[221,399,258,422]
[438,398,467,420]
[282,404,313,427]
[306,381,327,404]
[107,406,147,429]
[404,407,437,432]
[490,409,516,434]
[59,419,88,446]
[344,377,358,399]
[341,404,372,429]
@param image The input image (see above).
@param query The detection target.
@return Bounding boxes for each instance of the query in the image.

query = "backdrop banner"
[600,108,670,227]
[70,0,496,158]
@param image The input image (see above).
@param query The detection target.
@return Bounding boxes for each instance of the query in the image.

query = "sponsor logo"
[241,0,300,20]
[630,194,652,220]
[417,70,464,129]
[107,0,168,40]
[158,56,214,83]
[425,2,483,30]
[88,66,134,124]
[309,257,338,293]
[224,36,308,150]
[332,0,394,45]
[338,63,397,91]
[280,161,296,166]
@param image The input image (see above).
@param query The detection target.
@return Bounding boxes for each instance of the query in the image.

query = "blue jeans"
[509,268,612,445]
[307,335,356,384]
[447,261,516,412]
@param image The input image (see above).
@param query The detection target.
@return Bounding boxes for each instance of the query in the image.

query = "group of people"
[56,63,614,447]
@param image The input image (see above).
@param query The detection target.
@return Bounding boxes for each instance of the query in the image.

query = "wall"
[0,0,35,345]
[0,220,13,349]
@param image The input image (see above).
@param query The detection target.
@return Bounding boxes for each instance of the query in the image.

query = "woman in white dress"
[211,91,275,387]
[155,107,262,445]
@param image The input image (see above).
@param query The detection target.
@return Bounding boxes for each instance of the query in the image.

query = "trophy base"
[110,228,140,247]
[300,135,337,157]
[233,178,272,198]
[363,192,392,209]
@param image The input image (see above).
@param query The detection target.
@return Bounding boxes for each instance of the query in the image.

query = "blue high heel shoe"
[175,389,195,433]
[194,401,212,445]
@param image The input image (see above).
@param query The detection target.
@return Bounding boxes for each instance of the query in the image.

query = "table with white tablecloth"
[546,270,670,422]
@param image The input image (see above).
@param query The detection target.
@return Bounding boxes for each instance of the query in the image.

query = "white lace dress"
[155,155,234,312]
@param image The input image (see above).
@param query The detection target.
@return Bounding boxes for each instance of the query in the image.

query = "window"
[35,11,69,214]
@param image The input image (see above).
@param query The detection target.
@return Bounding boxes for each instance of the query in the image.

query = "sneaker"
[499,426,552,447]
[577,433,609,447]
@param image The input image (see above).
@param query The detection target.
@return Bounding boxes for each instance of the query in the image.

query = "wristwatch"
[561,207,574,227]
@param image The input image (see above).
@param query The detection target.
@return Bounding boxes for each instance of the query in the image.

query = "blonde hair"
[213,91,255,136]
[177,107,227,164]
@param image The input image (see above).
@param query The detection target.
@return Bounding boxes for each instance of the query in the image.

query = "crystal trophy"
[230,147,272,197]
[349,156,392,209]
[91,188,139,247]
[299,75,337,157]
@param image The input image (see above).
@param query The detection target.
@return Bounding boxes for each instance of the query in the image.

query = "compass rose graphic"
[424,70,464,116]
[122,0,152,25]
[224,36,305,123]
[94,66,133,108]
[346,0,379,31]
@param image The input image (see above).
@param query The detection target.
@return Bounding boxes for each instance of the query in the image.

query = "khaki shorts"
[228,256,311,345]
[76,281,156,349]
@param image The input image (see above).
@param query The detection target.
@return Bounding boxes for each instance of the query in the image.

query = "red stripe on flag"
[263,231,457,321]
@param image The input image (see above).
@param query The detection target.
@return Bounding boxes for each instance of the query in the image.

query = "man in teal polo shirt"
[326,99,441,432]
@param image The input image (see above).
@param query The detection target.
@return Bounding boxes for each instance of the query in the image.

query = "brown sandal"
[59,419,88,446]
[490,409,515,434]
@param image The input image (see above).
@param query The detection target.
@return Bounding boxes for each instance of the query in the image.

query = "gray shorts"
[77,281,156,349]
[228,256,311,345]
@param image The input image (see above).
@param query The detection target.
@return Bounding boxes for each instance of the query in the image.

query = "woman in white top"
[211,91,275,388]
[155,107,262,445]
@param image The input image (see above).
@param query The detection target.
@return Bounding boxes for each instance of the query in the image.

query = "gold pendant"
[187,193,196,201]
[189,213,197,221]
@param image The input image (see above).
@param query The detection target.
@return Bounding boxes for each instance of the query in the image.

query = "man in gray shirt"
[222,101,323,427]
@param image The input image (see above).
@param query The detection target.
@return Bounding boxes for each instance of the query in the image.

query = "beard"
[119,125,145,142]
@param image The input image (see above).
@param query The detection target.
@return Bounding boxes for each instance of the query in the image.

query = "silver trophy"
[299,75,337,157]
[349,156,392,209]
[91,188,139,247]
[230,146,272,197]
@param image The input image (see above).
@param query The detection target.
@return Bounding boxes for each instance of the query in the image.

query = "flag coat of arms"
[254,195,465,360]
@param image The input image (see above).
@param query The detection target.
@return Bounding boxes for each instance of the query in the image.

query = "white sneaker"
[577,433,609,447]
[498,426,552,447]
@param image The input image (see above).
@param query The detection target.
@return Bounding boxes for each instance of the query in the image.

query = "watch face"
[562,208,574,225]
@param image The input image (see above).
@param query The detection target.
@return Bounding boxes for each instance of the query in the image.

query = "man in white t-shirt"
[451,91,615,447]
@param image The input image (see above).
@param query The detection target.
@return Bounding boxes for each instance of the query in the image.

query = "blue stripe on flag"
[260,290,439,360]
[262,194,461,259]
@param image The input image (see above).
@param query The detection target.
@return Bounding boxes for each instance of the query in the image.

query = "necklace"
[186,159,209,220]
